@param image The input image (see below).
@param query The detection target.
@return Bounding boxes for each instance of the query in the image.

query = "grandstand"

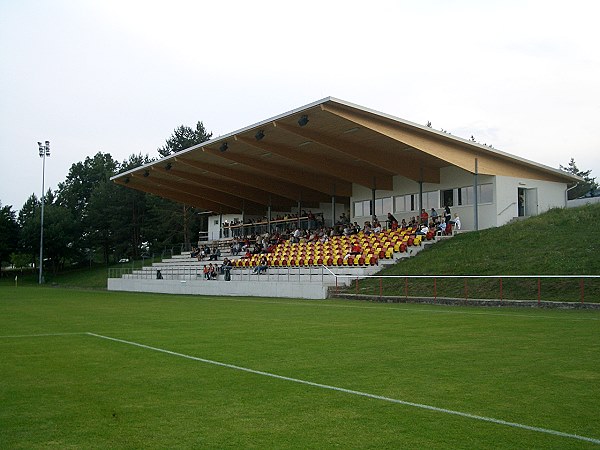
[108,97,579,298]
[108,226,442,299]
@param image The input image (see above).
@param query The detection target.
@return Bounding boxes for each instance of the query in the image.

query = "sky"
[1,0,599,211]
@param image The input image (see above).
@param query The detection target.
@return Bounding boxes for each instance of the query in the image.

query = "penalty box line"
[86,332,600,446]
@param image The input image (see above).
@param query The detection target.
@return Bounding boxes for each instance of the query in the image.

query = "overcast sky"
[1,0,599,211]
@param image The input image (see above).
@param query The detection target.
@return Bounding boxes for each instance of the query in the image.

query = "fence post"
[434,277,437,302]
[537,277,541,305]
[379,277,382,301]
[464,278,468,302]
[580,278,584,304]
[405,276,408,301]
[499,277,503,304]
[355,277,359,295]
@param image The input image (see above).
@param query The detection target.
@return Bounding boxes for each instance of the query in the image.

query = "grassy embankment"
[349,203,600,302]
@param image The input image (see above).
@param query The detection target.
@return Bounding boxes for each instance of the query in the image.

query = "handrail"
[327,273,600,279]
[498,201,516,216]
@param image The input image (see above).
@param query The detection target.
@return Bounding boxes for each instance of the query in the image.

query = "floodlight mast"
[38,141,50,284]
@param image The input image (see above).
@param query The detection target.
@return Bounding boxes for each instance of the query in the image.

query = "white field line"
[87,332,600,446]
[0,332,88,339]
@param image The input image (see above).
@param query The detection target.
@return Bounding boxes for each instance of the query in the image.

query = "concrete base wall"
[108,278,330,299]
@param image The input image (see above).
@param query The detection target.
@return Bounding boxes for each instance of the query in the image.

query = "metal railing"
[108,265,342,284]
[327,272,600,304]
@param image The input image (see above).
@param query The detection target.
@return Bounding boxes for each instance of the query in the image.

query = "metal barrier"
[108,265,338,283]
[325,271,600,304]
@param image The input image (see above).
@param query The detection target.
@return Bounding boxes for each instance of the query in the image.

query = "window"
[458,184,493,205]
[459,186,474,205]
[441,189,453,207]
[394,195,405,212]
[395,194,419,212]
[479,184,493,203]
[422,191,439,210]
[354,200,372,217]
[375,197,393,216]
[410,194,419,211]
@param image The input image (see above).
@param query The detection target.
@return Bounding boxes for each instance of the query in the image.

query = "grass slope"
[356,204,600,302]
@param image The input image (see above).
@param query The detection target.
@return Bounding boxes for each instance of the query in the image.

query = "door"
[518,188,526,217]
[525,188,538,216]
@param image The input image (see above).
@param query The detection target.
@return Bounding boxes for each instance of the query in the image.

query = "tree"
[158,121,212,157]
[57,152,118,216]
[18,194,41,267]
[560,158,598,200]
[156,121,212,248]
[0,201,20,275]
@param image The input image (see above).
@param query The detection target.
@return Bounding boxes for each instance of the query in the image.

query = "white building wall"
[208,171,569,238]
[350,166,569,231]
[495,176,568,226]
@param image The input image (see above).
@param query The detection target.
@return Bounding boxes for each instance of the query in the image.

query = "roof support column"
[267,196,272,235]
[419,167,424,223]
[371,177,377,225]
[297,199,301,229]
[331,184,336,229]
[219,212,223,240]
[474,158,479,231]
[241,203,245,238]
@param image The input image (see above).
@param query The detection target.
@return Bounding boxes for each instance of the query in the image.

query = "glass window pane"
[441,189,453,207]
[354,201,363,217]
[394,196,405,212]
[375,198,383,216]
[382,197,392,214]
[479,184,493,203]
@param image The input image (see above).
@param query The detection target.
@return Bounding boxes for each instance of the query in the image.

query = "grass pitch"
[1,287,599,449]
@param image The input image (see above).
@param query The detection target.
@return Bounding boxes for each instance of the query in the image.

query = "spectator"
[420,209,429,225]
[373,220,382,234]
[222,258,232,281]
[444,204,452,225]
[253,255,268,275]
[307,210,316,230]
[416,224,429,236]
[387,212,398,231]
[451,213,461,230]
[431,208,439,223]
[363,221,372,235]
[344,242,362,260]
[437,219,447,234]
[208,263,217,280]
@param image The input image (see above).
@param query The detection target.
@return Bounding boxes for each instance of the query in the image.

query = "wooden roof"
[111,97,578,214]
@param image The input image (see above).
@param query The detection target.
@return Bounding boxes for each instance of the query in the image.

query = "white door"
[525,188,538,216]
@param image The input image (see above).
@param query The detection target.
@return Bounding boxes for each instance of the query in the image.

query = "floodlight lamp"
[38,142,44,157]
[255,130,265,141]
[220,142,228,152]
[45,141,50,156]
[298,115,309,127]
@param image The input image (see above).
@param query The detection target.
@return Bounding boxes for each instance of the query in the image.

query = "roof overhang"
[112,97,580,214]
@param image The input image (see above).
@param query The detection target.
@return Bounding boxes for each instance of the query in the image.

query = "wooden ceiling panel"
[112,97,577,213]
